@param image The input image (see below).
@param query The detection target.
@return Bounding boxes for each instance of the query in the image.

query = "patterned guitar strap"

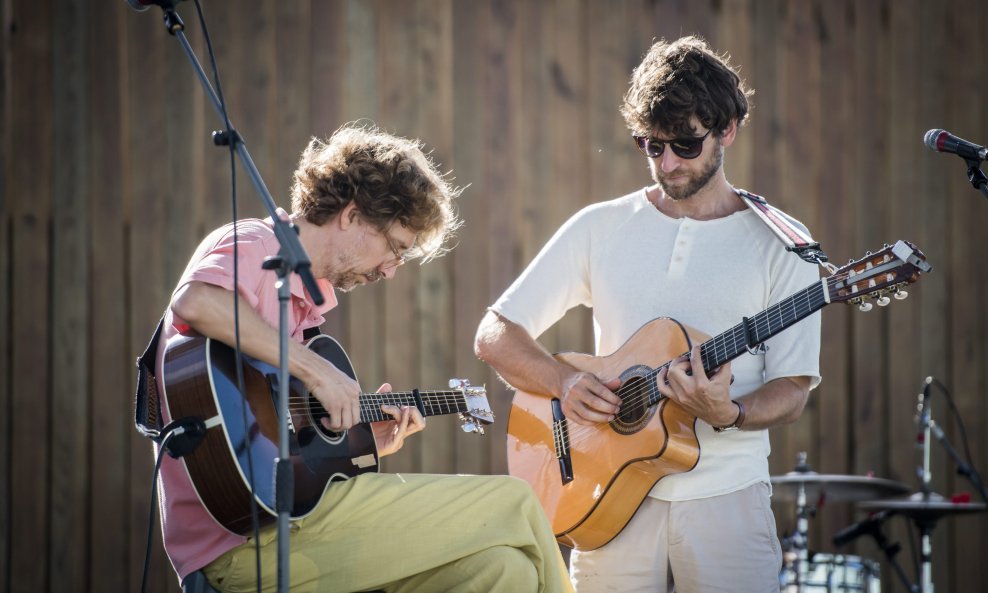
[735,188,832,269]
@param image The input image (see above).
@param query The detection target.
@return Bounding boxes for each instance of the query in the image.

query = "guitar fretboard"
[357,391,471,423]
[644,280,828,407]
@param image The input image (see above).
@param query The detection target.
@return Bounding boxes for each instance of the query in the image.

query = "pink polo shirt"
[153,216,337,583]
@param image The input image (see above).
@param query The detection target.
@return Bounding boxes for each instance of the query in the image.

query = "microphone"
[125,0,186,12]
[832,511,892,547]
[924,129,988,161]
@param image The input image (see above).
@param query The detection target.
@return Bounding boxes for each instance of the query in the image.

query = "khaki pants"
[203,473,572,593]
[569,482,782,593]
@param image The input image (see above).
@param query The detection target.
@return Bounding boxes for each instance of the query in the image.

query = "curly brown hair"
[291,122,462,262]
[621,36,753,139]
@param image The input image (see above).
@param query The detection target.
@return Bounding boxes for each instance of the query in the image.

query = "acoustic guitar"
[506,240,931,550]
[162,333,494,535]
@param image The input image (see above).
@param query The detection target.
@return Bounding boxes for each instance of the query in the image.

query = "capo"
[412,388,426,417]
[742,316,765,355]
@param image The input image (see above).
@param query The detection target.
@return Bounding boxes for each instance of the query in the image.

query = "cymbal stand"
[915,392,935,593]
[784,452,813,592]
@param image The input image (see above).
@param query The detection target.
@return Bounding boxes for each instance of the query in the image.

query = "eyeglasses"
[382,227,410,268]
[633,129,712,160]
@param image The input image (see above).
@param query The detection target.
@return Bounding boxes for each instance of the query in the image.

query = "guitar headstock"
[826,240,932,311]
[449,378,495,434]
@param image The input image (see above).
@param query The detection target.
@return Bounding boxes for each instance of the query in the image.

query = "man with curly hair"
[475,36,821,592]
[154,123,572,592]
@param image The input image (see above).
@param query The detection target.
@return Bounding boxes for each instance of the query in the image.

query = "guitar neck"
[646,280,828,406]
[358,390,469,423]
[700,280,828,371]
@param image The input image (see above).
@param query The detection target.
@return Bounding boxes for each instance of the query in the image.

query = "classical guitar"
[506,240,932,551]
[161,333,494,535]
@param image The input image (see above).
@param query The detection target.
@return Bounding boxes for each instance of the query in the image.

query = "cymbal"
[859,493,986,520]
[771,472,910,503]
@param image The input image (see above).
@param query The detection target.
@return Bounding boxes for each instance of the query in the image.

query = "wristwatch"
[712,400,746,433]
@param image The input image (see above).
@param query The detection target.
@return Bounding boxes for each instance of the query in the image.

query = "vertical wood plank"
[845,1,899,581]
[7,0,54,591]
[775,2,823,524]
[124,5,173,591]
[272,1,312,214]
[547,0,592,368]
[1,2,7,591]
[0,1,12,590]
[451,0,492,474]
[308,0,347,343]
[88,4,131,592]
[813,0,855,550]
[50,0,90,590]
[946,2,988,589]
[849,0,890,481]
[376,0,421,473]
[481,0,522,474]
[413,0,458,474]
[716,0,754,193]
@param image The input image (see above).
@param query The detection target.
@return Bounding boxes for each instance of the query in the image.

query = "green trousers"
[203,473,573,593]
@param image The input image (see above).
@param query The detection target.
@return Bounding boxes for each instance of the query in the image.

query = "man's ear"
[339,201,359,230]
[719,119,738,147]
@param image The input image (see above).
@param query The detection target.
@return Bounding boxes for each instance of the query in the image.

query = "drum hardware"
[834,377,988,593]
[773,452,906,592]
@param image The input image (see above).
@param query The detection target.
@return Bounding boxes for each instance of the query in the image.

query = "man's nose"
[659,148,682,173]
[379,263,398,280]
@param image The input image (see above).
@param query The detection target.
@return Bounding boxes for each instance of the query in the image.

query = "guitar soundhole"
[611,375,655,435]
[309,395,347,444]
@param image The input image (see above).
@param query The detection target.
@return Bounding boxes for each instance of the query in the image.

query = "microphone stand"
[927,418,988,502]
[964,158,988,200]
[863,520,920,593]
[149,5,324,592]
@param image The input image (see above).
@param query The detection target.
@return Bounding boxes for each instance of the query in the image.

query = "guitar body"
[507,318,704,551]
[162,333,378,534]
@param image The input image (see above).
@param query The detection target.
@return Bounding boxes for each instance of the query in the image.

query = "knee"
[475,545,539,592]
[491,475,539,505]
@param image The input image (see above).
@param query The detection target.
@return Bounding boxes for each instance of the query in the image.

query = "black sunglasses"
[633,129,712,160]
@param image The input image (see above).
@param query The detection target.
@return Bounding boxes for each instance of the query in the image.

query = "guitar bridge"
[551,399,574,484]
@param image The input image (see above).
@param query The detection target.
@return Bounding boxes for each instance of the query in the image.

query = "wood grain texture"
[3,2,987,591]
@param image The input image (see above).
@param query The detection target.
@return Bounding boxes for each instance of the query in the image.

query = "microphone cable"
[191,2,264,591]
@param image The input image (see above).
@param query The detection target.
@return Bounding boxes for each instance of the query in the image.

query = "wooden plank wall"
[2,1,986,592]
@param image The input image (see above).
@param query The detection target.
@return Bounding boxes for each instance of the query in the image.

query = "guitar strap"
[134,315,166,441]
[735,188,829,266]
[133,315,209,458]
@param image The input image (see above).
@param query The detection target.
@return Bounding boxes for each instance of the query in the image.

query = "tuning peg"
[458,415,485,435]
[876,296,891,306]
[894,289,908,300]
[858,301,873,312]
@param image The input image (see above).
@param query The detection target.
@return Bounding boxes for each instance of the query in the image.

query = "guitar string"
[252,392,475,422]
[557,282,829,449]
[561,282,829,447]
[561,283,825,445]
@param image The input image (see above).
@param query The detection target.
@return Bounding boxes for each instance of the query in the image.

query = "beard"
[655,142,723,201]
[330,269,383,292]
[326,248,383,292]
